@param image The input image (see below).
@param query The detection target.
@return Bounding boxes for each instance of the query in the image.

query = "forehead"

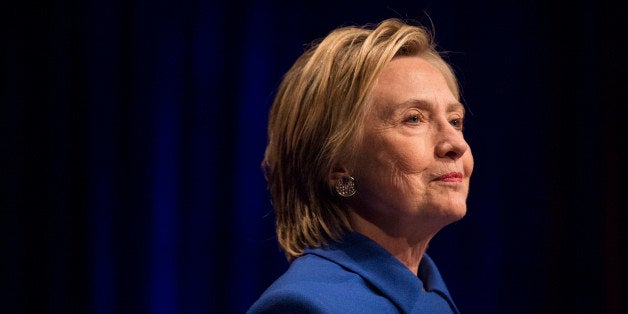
[371,56,461,113]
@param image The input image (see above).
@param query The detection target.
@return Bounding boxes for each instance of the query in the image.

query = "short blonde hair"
[263,18,459,260]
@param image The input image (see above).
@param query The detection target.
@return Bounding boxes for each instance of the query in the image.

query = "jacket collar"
[303,232,459,313]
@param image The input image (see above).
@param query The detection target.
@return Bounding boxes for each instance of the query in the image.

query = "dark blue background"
[2,0,625,313]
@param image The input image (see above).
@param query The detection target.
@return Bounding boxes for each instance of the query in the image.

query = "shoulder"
[247,254,398,313]
[246,284,331,314]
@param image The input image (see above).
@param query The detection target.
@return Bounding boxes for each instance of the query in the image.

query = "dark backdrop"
[2,0,625,313]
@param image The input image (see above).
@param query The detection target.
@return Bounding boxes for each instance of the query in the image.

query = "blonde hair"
[263,18,459,261]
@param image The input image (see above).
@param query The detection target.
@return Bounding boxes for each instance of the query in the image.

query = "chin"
[435,203,467,225]
[449,208,467,222]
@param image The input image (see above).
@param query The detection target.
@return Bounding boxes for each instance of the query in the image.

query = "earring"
[335,176,356,197]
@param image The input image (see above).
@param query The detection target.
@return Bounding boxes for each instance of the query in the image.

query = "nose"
[435,126,470,160]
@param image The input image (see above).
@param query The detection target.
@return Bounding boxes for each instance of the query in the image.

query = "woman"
[249,18,473,313]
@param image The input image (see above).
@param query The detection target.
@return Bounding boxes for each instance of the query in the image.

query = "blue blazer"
[248,232,459,313]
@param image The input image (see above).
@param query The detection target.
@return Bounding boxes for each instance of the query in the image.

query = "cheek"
[463,150,474,176]
[353,135,429,186]
[352,140,397,186]
[361,144,430,196]
[383,142,430,175]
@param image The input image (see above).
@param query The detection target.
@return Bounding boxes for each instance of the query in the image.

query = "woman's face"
[349,56,474,235]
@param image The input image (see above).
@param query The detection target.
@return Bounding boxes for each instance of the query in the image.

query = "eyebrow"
[387,99,466,115]
[447,101,466,115]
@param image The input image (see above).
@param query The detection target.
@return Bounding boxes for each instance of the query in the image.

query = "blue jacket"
[248,232,460,313]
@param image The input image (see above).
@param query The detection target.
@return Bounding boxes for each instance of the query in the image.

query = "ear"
[328,165,350,188]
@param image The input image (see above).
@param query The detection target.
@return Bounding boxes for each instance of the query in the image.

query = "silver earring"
[335,176,356,197]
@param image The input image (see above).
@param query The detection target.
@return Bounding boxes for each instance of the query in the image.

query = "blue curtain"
[2,0,625,313]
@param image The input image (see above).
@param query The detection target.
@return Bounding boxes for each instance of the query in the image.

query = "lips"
[435,172,463,182]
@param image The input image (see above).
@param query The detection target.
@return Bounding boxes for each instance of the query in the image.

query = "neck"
[349,212,438,275]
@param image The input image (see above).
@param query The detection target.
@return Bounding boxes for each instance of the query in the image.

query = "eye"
[405,114,421,124]
[450,117,464,130]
